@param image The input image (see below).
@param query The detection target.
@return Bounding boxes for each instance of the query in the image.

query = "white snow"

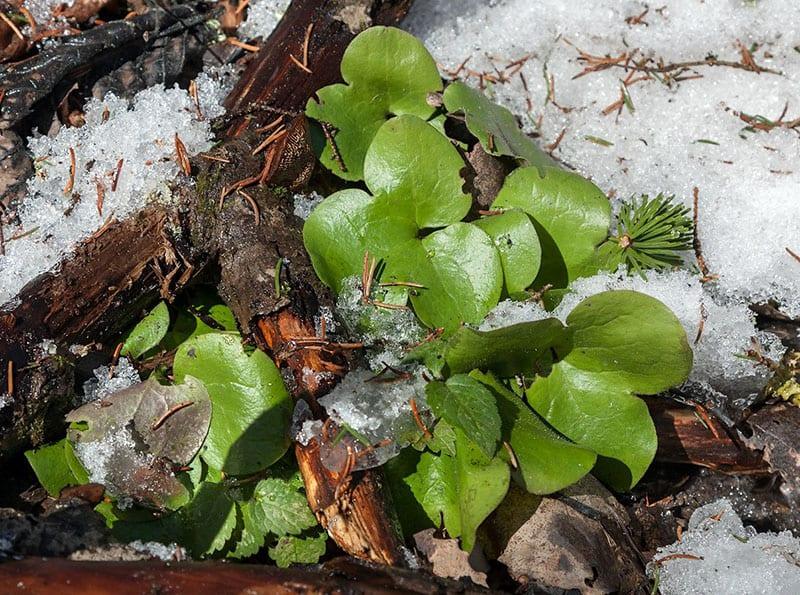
[128,540,183,561]
[336,276,426,371]
[648,499,800,594]
[0,74,230,307]
[292,191,324,221]
[80,357,141,405]
[406,0,800,388]
[318,367,431,468]
[239,0,291,41]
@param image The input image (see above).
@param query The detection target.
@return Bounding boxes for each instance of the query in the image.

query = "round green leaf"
[364,115,471,228]
[527,291,692,490]
[492,166,611,288]
[473,209,541,295]
[305,26,442,180]
[443,80,556,171]
[122,301,170,359]
[304,195,503,331]
[404,223,503,330]
[173,333,292,475]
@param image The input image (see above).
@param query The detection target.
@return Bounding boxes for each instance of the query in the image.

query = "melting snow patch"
[648,499,800,595]
[336,276,426,371]
[292,191,324,221]
[128,540,183,561]
[239,0,291,40]
[319,368,430,468]
[80,357,141,405]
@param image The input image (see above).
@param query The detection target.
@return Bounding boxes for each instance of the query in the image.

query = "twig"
[694,302,707,345]
[786,247,800,264]
[546,127,567,153]
[152,401,195,430]
[188,79,203,120]
[321,123,346,172]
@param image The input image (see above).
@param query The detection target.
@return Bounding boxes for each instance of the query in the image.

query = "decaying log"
[0,557,488,595]
[0,0,413,567]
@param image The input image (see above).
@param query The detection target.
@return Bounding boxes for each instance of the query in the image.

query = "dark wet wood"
[647,397,769,474]
[0,557,488,594]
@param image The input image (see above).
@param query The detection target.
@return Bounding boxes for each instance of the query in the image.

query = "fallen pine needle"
[289,53,312,74]
[227,37,259,52]
[0,12,24,41]
[152,401,195,431]
[64,147,76,195]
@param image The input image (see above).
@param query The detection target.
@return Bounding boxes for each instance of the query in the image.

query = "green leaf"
[25,440,79,497]
[180,482,237,556]
[303,118,504,330]
[527,291,692,490]
[471,371,596,494]
[492,166,611,287]
[425,375,502,458]
[121,301,170,359]
[364,115,471,228]
[64,440,89,485]
[248,477,317,537]
[268,529,328,567]
[404,429,509,551]
[173,333,292,475]
[228,502,266,559]
[443,80,556,171]
[306,26,442,180]
[473,209,541,295]
[438,317,568,378]
[428,420,456,457]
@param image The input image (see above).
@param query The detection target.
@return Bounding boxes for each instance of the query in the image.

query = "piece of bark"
[646,397,768,474]
[744,402,800,507]
[0,207,195,458]
[0,557,489,594]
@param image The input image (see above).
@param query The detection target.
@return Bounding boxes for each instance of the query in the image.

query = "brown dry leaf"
[413,529,489,587]
[480,477,644,594]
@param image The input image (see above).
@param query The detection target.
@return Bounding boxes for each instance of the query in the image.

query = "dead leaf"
[53,0,115,24]
[65,377,211,509]
[414,529,489,587]
[480,477,645,594]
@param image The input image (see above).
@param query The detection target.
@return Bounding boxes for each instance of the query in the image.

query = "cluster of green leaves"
[302,27,696,550]
[386,290,691,549]
[26,296,325,565]
[305,28,695,332]
[304,27,614,331]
